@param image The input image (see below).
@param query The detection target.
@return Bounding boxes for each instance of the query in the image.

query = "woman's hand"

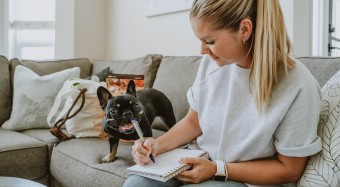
[175,157,216,184]
[131,137,158,165]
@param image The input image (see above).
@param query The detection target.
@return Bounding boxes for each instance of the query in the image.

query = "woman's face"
[191,18,250,68]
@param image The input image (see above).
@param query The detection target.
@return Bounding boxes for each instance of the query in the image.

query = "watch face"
[213,175,226,181]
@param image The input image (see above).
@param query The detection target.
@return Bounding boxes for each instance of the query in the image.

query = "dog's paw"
[101,153,115,163]
[99,131,108,140]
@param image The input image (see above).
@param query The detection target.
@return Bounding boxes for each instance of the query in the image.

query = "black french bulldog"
[97,80,176,162]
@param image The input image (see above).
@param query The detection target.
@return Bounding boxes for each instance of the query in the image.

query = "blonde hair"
[190,0,295,111]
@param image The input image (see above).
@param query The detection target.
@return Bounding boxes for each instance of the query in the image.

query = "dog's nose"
[123,110,133,117]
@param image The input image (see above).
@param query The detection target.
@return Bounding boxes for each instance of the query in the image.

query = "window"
[8,0,55,60]
[329,0,340,56]
[312,0,340,57]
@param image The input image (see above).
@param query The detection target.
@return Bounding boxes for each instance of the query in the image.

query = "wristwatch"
[213,160,228,181]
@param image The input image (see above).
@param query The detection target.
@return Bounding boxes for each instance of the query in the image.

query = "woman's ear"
[240,18,253,43]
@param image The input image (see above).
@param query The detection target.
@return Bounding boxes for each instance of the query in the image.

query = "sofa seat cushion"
[0,128,48,180]
[0,56,11,125]
[21,129,61,158]
[50,129,165,187]
[21,129,60,144]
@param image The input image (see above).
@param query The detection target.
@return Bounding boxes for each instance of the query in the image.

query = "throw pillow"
[91,54,162,88]
[297,70,340,186]
[2,65,80,131]
[85,67,110,82]
[0,56,11,125]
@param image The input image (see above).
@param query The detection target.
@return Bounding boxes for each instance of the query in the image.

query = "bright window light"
[8,0,56,60]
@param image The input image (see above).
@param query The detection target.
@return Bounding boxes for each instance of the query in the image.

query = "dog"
[97,80,176,162]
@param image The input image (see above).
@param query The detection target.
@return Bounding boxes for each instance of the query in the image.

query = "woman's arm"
[155,108,202,154]
[177,153,308,185]
[227,153,308,184]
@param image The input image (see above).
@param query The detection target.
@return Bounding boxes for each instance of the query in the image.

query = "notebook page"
[126,149,207,181]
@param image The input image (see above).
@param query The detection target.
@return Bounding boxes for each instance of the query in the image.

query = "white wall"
[74,0,107,60]
[279,0,294,43]
[107,0,200,60]
[293,0,313,56]
[106,0,314,60]
[55,0,75,59]
[55,0,107,60]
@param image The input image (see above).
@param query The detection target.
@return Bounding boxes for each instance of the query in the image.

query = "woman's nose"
[200,42,210,55]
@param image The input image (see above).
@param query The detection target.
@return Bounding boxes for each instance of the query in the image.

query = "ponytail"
[250,0,294,112]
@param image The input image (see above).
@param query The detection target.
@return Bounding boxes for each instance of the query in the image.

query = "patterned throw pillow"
[298,70,340,186]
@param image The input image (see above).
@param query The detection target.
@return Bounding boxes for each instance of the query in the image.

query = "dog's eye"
[110,109,118,116]
[133,104,140,111]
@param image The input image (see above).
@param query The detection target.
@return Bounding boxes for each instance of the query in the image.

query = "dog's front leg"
[102,137,119,163]
[140,116,152,137]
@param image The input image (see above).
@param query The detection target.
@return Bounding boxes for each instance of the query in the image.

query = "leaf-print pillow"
[298,70,340,187]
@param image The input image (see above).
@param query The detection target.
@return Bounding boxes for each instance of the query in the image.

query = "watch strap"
[215,160,226,176]
[213,160,228,181]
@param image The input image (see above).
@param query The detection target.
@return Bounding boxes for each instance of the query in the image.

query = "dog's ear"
[97,86,112,110]
[126,80,137,97]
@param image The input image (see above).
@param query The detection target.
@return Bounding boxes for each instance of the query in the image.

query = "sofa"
[0,54,340,187]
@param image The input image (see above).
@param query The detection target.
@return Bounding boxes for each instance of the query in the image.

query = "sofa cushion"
[10,58,91,81]
[2,66,80,131]
[297,56,340,87]
[21,129,60,144]
[0,56,11,126]
[298,69,340,186]
[50,129,165,187]
[21,129,61,163]
[91,54,162,88]
[152,56,201,129]
[0,128,48,180]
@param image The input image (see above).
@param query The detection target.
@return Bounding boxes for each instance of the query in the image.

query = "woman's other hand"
[176,157,216,184]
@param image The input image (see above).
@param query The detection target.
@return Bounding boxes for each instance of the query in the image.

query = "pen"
[131,118,156,163]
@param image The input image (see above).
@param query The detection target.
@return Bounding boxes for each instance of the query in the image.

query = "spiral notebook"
[126,148,208,182]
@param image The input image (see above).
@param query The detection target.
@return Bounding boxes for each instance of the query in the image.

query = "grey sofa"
[0,54,340,187]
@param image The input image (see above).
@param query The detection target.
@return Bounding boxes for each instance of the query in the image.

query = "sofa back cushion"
[91,54,162,88]
[297,56,340,87]
[152,56,202,126]
[0,56,11,126]
[10,58,92,82]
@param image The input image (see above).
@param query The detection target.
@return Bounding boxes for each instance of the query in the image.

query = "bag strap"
[47,80,78,127]
[50,88,87,141]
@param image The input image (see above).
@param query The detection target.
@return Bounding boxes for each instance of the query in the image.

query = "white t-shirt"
[187,55,322,162]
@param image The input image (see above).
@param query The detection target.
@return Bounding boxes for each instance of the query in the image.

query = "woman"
[123,0,321,186]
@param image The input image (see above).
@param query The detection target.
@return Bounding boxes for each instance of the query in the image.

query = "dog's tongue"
[120,123,134,131]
